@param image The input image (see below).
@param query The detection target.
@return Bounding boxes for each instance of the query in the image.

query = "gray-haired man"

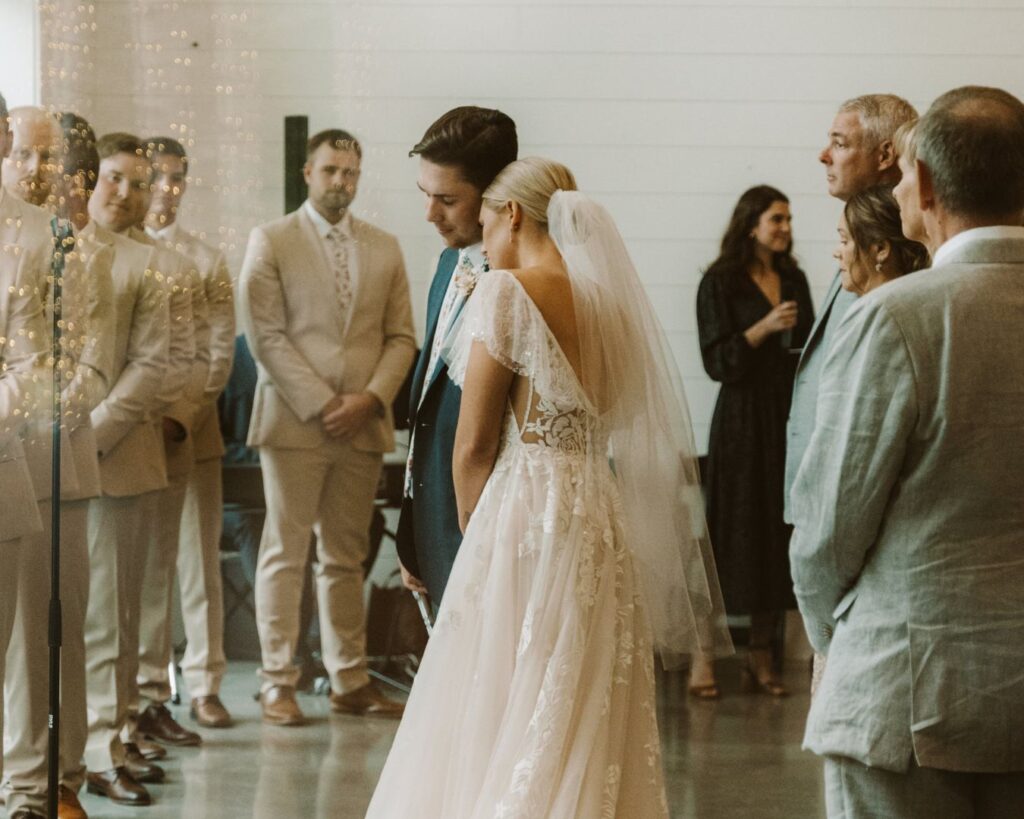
[791,85,1024,817]
[784,94,917,522]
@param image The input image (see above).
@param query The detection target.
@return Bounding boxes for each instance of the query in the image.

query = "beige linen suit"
[790,229,1024,815]
[240,204,415,694]
[0,189,50,790]
[4,222,117,812]
[163,224,235,699]
[82,223,170,774]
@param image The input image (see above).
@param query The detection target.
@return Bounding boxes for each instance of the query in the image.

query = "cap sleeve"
[441,269,577,405]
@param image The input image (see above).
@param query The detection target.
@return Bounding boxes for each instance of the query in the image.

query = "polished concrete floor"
[77,659,826,819]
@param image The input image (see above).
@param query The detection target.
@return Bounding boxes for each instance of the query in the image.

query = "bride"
[365,158,730,818]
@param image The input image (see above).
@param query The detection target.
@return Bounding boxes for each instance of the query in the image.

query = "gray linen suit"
[783,274,858,523]
[790,230,1024,814]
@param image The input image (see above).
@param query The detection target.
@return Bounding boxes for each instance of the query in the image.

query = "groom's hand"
[399,560,428,595]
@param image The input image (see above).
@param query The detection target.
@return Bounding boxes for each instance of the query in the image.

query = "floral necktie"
[325,224,353,317]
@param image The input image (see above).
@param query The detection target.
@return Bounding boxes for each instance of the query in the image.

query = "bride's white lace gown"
[365,270,669,819]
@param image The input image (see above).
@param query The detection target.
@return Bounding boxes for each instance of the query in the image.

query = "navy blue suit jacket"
[395,248,464,603]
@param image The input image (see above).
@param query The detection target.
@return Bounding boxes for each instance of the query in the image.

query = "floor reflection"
[78,660,824,818]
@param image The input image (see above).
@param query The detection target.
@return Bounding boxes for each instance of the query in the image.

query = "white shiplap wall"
[0,0,39,106]
[43,0,1024,448]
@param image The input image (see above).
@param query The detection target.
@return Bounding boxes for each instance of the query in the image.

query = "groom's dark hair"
[410,106,517,192]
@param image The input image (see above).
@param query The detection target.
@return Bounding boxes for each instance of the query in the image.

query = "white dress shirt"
[932,225,1024,267]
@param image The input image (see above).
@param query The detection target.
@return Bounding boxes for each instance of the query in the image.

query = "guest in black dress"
[691,185,814,698]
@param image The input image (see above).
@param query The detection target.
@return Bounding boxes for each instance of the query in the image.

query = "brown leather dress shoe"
[57,785,89,819]
[137,703,202,747]
[191,694,234,728]
[124,742,166,783]
[329,682,405,718]
[136,737,167,761]
[260,685,305,726]
[86,767,151,806]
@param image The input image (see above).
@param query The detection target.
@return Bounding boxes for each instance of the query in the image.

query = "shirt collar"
[458,242,485,271]
[145,222,178,242]
[304,200,352,240]
[932,225,1024,267]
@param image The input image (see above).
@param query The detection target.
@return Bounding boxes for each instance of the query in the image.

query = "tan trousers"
[256,441,381,695]
[3,500,90,810]
[83,491,156,772]
[0,535,24,785]
[127,472,189,741]
[177,456,227,698]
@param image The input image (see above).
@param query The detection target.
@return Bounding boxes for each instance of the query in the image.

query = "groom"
[396,106,517,605]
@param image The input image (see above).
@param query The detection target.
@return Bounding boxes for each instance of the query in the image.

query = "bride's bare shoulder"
[507,265,573,313]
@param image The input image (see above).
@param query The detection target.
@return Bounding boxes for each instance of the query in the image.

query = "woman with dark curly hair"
[694,185,814,698]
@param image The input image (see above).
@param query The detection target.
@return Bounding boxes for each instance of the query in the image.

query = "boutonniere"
[453,255,486,297]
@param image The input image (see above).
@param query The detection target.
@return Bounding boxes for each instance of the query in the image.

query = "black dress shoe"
[86,766,152,806]
[125,742,167,783]
[137,703,202,746]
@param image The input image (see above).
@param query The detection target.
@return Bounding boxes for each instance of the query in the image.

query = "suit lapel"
[425,289,468,389]
[796,271,842,372]
[410,248,459,420]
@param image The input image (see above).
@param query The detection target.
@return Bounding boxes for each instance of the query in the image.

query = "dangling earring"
[875,262,883,273]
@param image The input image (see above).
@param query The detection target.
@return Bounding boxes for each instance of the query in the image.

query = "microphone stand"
[46,220,68,819]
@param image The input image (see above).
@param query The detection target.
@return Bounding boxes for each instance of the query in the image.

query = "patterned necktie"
[325,223,353,316]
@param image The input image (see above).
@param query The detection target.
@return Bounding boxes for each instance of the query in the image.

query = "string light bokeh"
[40,0,264,273]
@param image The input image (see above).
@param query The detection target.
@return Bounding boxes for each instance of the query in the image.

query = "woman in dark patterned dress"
[692,185,814,698]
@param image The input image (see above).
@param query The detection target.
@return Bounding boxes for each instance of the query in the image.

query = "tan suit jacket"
[791,231,1024,773]
[161,224,234,462]
[84,223,169,497]
[128,226,206,479]
[0,189,49,540]
[4,202,76,503]
[240,207,415,453]
[60,229,116,501]
[20,225,116,502]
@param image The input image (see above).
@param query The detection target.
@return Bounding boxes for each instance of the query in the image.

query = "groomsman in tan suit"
[240,129,415,725]
[118,137,209,755]
[140,136,236,729]
[0,91,52,819]
[80,132,172,808]
[1,108,115,819]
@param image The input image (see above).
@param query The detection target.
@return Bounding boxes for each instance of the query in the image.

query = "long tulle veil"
[548,190,732,665]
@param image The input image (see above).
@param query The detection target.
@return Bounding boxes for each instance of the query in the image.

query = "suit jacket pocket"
[247,382,321,449]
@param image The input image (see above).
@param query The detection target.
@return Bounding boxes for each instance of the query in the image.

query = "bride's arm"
[453,341,514,533]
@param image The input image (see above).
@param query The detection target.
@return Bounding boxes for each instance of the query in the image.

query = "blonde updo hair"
[893,119,919,164]
[482,156,578,226]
